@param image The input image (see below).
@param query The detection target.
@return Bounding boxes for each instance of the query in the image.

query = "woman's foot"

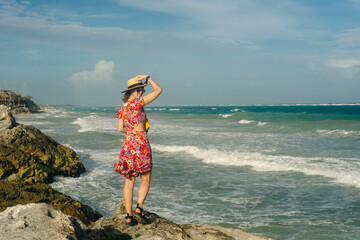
[135,203,146,217]
[125,213,138,226]
[135,203,149,224]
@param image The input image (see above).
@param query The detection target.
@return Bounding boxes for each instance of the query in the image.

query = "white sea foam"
[16,121,53,125]
[169,109,180,111]
[41,129,54,133]
[231,109,240,112]
[42,108,71,118]
[219,114,232,118]
[43,108,63,114]
[239,120,255,124]
[316,129,360,137]
[238,120,268,126]
[152,144,360,188]
[72,115,116,133]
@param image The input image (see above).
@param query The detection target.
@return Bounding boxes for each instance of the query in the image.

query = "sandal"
[125,213,138,226]
[135,203,147,220]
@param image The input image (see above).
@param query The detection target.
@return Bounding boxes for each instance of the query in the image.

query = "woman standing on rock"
[114,75,162,225]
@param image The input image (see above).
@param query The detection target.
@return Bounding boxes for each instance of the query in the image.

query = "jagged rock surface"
[0,203,87,240]
[0,181,102,225]
[0,203,272,240]
[0,105,85,183]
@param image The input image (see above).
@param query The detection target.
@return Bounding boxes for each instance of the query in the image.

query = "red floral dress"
[113,97,152,179]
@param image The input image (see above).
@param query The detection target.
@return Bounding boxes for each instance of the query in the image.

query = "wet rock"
[0,181,102,225]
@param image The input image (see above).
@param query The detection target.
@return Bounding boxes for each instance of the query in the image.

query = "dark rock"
[0,181,102,225]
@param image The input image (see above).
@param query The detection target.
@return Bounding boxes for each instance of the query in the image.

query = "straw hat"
[121,77,150,93]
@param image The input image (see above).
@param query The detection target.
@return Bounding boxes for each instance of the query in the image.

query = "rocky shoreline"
[0,105,272,240]
[0,105,102,226]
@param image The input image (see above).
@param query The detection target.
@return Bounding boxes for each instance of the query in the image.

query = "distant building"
[0,89,39,113]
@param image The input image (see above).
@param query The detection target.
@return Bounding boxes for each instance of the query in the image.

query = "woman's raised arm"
[143,77,162,105]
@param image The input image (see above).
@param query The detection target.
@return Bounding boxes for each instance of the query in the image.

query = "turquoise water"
[15,104,360,240]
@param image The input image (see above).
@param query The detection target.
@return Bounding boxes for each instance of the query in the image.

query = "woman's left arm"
[118,118,126,133]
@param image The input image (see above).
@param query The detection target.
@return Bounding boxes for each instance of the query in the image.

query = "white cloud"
[326,59,360,69]
[68,60,115,86]
[325,59,360,78]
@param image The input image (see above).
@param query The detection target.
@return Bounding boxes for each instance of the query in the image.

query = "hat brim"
[121,84,150,93]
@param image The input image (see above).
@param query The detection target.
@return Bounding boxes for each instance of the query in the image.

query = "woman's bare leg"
[123,176,135,222]
[136,171,151,212]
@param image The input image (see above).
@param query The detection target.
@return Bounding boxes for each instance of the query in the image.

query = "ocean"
[15,104,360,240]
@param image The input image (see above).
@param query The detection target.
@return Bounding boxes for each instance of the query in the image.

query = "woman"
[114,74,162,225]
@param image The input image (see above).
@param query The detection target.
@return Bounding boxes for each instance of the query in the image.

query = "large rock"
[88,204,273,240]
[0,105,101,226]
[0,203,87,240]
[0,202,272,240]
[0,181,102,225]
[0,105,85,183]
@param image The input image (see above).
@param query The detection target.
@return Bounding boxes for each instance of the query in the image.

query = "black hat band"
[127,82,144,89]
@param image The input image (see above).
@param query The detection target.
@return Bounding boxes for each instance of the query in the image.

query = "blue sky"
[0,0,360,106]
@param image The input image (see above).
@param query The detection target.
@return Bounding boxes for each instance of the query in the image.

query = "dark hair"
[122,91,132,103]
[122,87,144,103]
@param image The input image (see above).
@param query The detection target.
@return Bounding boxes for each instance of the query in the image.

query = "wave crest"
[152,144,360,188]
[72,115,115,133]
